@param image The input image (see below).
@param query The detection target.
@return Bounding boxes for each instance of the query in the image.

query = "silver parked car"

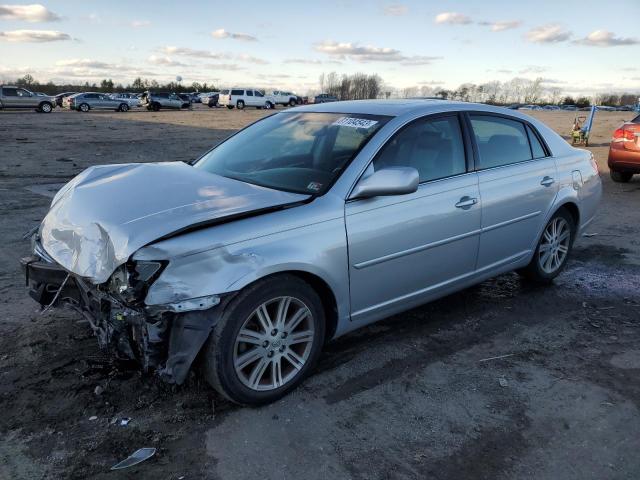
[0,85,56,112]
[65,92,132,112]
[22,100,601,405]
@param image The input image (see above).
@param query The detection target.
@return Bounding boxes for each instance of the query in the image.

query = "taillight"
[612,127,635,142]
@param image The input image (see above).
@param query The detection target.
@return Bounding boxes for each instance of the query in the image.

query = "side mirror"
[350,166,419,199]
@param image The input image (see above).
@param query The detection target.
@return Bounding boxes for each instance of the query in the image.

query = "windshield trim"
[192,111,393,197]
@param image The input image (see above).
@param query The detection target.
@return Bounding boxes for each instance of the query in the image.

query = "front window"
[194,112,390,195]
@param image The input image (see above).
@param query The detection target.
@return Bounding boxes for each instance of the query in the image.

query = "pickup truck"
[0,85,56,112]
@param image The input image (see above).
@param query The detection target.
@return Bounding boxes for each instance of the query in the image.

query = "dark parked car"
[313,93,338,103]
[312,93,338,104]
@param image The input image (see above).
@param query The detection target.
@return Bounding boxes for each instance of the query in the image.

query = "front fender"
[140,216,350,326]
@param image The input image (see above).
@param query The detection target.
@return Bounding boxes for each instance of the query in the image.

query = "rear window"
[231,89,244,95]
[470,115,532,169]
[220,89,229,95]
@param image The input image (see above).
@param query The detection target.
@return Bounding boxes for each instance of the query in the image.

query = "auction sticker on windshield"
[332,117,379,129]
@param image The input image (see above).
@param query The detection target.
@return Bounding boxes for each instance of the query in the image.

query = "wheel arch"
[230,269,339,344]
[557,201,580,229]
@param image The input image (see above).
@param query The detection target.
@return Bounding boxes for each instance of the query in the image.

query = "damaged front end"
[21,237,227,384]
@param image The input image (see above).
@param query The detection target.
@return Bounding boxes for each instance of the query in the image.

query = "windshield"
[194,112,389,195]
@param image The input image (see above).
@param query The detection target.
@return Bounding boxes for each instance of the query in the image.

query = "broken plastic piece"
[120,417,131,426]
[110,447,156,470]
[147,294,220,315]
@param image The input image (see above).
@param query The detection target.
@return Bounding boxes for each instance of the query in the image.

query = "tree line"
[7,74,217,94]
[5,73,638,107]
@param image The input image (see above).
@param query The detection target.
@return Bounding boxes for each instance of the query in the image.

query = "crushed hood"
[40,162,309,284]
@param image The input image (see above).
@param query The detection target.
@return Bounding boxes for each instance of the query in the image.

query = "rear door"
[468,113,558,271]
[346,113,481,321]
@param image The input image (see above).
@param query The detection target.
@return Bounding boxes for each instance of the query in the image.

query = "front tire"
[39,102,53,113]
[264,101,273,110]
[227,105,234,110]
[518,208,575,283]
[203,275,325,405]
[79,103,90,112]
[236,100,245,110]
[151,102,160,112]
[289,98,296,107]
[119,103,129,112]
[610,170,633,183]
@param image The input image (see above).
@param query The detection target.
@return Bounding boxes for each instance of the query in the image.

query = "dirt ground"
[0,105,639,480]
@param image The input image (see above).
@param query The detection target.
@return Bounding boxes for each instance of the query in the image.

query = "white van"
[218,88,275,110]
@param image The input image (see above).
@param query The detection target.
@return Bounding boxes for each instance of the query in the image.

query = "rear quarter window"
[231,89,244,95]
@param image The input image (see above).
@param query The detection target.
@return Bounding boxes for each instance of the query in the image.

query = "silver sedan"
[24,100,601,405]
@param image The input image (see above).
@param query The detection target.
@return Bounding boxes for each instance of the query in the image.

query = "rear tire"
[610,170,633,183]
[518,208,575,283]
[202,275,325,405]
[227,105,234,110]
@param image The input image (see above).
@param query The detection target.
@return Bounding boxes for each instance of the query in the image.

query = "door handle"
[540,176,555,187]
[455,196,478,209]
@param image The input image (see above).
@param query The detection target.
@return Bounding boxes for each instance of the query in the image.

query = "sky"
[0,0,639,96]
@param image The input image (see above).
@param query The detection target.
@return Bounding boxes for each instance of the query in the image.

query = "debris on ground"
[110,447,156,470]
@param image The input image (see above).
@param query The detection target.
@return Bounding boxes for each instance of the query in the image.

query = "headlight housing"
[107,261,166,304]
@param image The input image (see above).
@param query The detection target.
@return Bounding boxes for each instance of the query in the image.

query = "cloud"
[0,4,60,22]
[160,46,268,64]
[147,55,189,67]
[284,58,342,65]
[55,59,115,69]
[236,53,269,65]
[479,20,521,32]
[0,29,70,42]
[525,24,571,43]
[162,46,223,59]
[211,29,257,41]
[539,78,567,85]
[383,4,407,16]
[434,12,472,25]
[519,65,548,74]
[314,40,440,65]
[573,30,639,47]
[130,20,151,28]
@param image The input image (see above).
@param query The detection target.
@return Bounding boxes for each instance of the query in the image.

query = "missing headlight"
[134,261,163,282]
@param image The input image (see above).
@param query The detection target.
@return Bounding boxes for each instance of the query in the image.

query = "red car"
[608,114,640,182]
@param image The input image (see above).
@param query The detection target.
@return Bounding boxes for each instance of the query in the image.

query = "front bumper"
[20,255,225,383]
[21,255,168,369]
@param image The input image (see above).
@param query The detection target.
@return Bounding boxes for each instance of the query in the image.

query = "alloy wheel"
[233,296,315,391]
[538,217,571,274]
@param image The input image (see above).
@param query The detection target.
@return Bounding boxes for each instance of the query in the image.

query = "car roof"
[292,99,554,122]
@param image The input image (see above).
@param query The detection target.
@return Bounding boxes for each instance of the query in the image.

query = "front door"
[346,113,481,322]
